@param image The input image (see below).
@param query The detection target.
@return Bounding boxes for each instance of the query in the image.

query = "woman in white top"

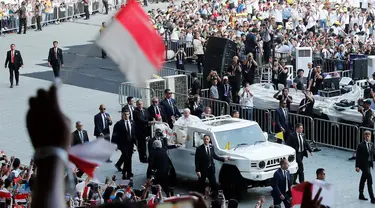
[193,31,206,73]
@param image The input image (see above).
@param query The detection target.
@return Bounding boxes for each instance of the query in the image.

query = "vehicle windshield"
[214,125,266,150]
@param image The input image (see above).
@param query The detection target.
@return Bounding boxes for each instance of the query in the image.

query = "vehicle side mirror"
[263,132,268,140]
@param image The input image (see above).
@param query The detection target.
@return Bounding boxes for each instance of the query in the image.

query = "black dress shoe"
[128,172,134,177]
[313,148,321,152]
[122,175,130,180]
[10,85,13,88]
[115,164,122,172]
[106,159,112,163]
[371,199,375,204]
[359,195,368,201]
[349,156,356,160]
[16,83,19,86]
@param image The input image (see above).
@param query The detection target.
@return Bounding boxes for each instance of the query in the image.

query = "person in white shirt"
[239,82,254,120]
[173,108,201,128]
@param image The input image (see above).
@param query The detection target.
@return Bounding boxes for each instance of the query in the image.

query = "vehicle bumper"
[242,162,298,181]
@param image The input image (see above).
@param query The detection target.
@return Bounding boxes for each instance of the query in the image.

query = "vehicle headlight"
[258,161,266,169]
[288,155,295,162]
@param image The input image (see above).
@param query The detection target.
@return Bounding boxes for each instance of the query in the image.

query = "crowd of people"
[149,0,375,74]
[0,0,109,35]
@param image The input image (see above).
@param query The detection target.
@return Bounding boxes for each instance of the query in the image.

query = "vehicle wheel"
[219,165,246,200]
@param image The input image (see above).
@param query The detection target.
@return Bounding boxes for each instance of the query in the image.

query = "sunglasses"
[100,108,106,110]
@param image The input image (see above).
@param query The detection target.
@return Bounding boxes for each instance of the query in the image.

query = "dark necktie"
[155,106,160,115]
[126,121,131,137]
[207,146,211,167]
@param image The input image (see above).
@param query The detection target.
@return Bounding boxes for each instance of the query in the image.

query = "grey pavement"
[0,6,370,208]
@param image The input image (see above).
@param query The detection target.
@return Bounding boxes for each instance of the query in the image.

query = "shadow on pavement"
[22,42,198,94]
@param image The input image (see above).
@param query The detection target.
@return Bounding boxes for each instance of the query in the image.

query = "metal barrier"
[314,118,359,151]
[200,97,229,116]
[228,103,270,132]
[118,82,154,108]
[165,40,195,58]
[0,0,110,33]
[269,110,314,140]
[201,88,210,98]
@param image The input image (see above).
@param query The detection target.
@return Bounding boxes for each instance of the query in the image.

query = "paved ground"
[0,5,372,208]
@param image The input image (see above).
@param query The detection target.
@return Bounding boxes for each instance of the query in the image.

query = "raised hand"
[26,86,71,150]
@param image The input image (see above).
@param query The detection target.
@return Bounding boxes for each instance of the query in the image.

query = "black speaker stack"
[202,37,237,88]
[352,58,368,80]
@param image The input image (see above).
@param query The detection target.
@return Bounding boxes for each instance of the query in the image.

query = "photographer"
[148,140,171,197]
[186,95,204,119]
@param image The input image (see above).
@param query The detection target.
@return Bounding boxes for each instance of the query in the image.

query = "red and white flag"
[96,0,165,87]
[0,190,11,199]
[68,139,117,178]
[14,193,29,204]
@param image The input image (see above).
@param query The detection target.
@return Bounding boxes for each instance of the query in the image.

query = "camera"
[154,129,164,138]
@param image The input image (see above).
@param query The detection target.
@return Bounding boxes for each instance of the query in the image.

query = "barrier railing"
[314,118,359,151]
[157,67,204,89]
[269,111,314,140]
[201,88,210,99]
[0,0,107,33]
[200,97,229,116]
[228,103,270,132]
[165,40,195,59]
[118,82,154,108]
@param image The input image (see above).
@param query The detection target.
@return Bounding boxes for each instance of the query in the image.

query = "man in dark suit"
[4,44,23,88]
[112,110,136,180]
[94,104,113,162]
[160,89,181,128]
[356,130,375,203]
[71,121,90,177]
[48,41,64,80]
[195,135,228,193]
[287,123,313,184]
[134,100,151,163]
[71,121,89,146]
[272,159,292,208]
[121,96,135,120]
[149,140,171,196]
[147,97,166,122]
[190,72,201,96]
[275,101,291,143]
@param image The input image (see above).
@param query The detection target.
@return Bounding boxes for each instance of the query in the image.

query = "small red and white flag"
[68,139,117,178]
[96,0,164,86]
[0,190,11,199]
[14,193,29,204]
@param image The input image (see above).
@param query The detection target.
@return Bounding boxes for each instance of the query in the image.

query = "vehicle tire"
[219,165,246,200]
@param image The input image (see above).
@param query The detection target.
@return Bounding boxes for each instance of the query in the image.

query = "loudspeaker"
[203,37,237,88]
[352,59,368,80]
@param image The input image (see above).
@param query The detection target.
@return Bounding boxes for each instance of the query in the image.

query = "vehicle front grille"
[266,157,286,169]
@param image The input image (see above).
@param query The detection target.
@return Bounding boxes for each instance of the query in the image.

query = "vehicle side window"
[193,132,205,148]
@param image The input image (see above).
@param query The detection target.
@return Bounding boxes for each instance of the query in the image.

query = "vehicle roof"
[188,118,258,132]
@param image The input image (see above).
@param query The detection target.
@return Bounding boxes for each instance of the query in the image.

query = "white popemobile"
[153,115,298,198]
